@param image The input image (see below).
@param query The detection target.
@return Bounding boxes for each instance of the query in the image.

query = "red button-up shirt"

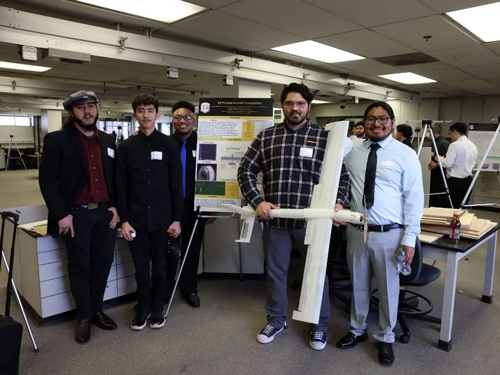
[75,130,109,205]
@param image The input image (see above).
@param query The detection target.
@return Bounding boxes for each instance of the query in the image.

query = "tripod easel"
[5,135,27,172]
[412,119,454,208]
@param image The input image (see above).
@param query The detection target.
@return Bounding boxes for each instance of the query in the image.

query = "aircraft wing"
[293,121,350,324]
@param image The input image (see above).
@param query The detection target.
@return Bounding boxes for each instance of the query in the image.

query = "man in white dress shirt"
[428,122,478,209]
[335,101,424,367]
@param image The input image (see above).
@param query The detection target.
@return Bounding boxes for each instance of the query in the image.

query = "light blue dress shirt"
[345,135,424,247]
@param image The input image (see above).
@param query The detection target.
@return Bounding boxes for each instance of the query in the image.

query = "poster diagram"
[195,98,274,212]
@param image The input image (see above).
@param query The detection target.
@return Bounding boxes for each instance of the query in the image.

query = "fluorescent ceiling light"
[271,41,364,64]
[311,100,331,104]
[387,97,396,100]
[75,0,206,23]
[379,73,436,84]
[447,2,500,42]
[0,61,51,72]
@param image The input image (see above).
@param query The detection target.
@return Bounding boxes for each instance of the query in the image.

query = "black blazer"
[39,124,117,237]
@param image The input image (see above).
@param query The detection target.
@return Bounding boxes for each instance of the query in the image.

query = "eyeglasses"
[173,115,194,121]
[283,101,308,109]
[365,116,391,125]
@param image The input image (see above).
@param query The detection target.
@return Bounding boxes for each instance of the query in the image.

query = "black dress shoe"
[336,332,368,349]
[75,318,92,344]
[92,311,117,330]
[378,342,394,366]
[183,293,200,308]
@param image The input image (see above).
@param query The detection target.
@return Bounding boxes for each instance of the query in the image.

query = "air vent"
[374,53,438,66]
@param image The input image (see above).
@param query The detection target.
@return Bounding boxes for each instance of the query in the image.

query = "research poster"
[195,98,274,212]
[468,123,500,171]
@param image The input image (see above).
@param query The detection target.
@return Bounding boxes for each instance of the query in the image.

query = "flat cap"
[63,90,99,111]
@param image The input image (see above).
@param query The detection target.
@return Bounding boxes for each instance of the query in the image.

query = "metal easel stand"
[461,118,500,211]
[164,208,239,320]
[0,211,39,352]
[5,135,27,172]
[415,119,454,209]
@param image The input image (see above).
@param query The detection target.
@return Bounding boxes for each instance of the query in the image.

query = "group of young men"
[38,82,478,368]
[39,91,209,344]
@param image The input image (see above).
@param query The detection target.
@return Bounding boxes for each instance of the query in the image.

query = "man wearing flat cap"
[39,90,119,344]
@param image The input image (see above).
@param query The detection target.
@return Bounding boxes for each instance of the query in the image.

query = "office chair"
[372,238,441,344]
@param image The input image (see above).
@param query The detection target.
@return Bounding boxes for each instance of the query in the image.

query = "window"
[0,115,32,126]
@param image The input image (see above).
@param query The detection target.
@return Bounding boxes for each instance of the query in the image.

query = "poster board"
[195,98,274,212]
[468,123,500,171]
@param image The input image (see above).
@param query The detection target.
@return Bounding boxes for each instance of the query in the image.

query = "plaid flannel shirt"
[238,120,350,229]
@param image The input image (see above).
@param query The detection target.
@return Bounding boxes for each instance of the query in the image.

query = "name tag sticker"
[381,159,395,168]
[192,150,196,158]
[151,151,163,160]
[300,147,313,157]
[107,148,115,158]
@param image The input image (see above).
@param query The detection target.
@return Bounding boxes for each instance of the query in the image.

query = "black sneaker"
[150,307,166,329]
[310,331,327,350]
[131,308,151,331]
[257,322,287,344]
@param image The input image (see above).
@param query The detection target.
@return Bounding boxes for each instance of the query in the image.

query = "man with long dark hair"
[39,90,118,344]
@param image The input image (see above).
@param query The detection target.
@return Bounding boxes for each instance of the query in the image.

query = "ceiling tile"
[372,15,478,52]
[90,57,165,73]
[402,62,453,72]
[418,0,499,13]
[461,64,500,79]
[446,79,497,90]
[469,87,500,95]
[332,59,404,76]
[485,42,500,57]
[316,29,416,58]
[426,45,500,68]
[304,0,435,27]
[413,82,458,92]
[174,10,304,49]
[420,69,476,82]
[189,0,241,9]
[255,51,326,66]
[219,0,361,39]
[420,92,449,98]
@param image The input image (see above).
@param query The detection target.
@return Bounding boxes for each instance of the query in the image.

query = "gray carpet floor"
[1,170,500,375]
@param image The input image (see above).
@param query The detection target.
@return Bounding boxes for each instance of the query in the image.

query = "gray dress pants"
[263,226,331,332]
[346,225,403,343]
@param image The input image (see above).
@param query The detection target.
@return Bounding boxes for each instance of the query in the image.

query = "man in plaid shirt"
[238,83,350,350]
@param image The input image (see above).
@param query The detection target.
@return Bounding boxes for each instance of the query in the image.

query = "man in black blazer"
[39,90,118,344]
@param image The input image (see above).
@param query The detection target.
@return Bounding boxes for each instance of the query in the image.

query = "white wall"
[439,97,500,134]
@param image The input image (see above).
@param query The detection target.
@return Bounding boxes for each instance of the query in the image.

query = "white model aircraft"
[223,121,364,324]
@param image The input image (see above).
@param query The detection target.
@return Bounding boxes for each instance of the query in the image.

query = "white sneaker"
[257,323,287,344]
[310,331,327,350]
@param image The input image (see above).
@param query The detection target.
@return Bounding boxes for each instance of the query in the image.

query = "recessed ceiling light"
[0,61,51,72]
[386,97,396,100]
[271,41,364,64]
[452,53,466,59]
[379,73,436,84]
[311,100,331,104]
[75,0,206,23]
[447,2,500,42]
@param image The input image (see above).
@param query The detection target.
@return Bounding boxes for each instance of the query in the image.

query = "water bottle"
[396,247,411,276]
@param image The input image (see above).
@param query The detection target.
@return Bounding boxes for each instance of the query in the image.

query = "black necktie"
[364,143,381,209]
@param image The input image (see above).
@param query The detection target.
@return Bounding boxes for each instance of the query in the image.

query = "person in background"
[238,83,350,351]
[116,93,183,331]
[336,101,423,367]
[429,122,478,209]
[352,121,365,139]
[39,90,118,344]
[427,124,450,207]
[164,100,216,308]
[395,124,414,150]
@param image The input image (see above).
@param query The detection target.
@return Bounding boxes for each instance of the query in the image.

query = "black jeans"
[165,202,206,300]
[448,176,473,209]
[129,228,169,311]
[63,206,115,319]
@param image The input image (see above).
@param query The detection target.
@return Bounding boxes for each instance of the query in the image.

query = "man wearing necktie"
[165,101,216,308]
[335,102,424,366]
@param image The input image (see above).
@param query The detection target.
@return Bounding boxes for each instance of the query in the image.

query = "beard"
[73,114,98,131]
[285,111,307,126]
[367,126,391,142]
